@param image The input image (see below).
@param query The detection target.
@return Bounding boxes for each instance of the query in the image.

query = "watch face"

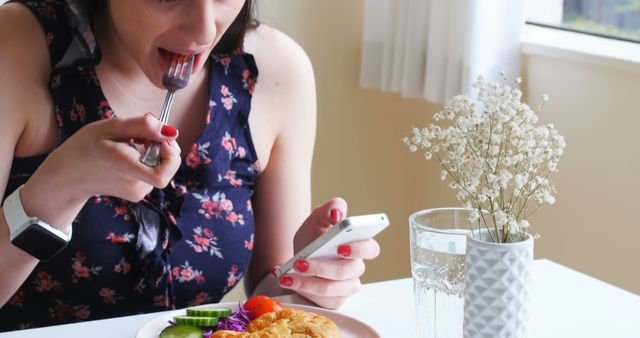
[12,223,68,261]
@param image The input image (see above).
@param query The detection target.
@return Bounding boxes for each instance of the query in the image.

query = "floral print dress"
[0,0,261,331]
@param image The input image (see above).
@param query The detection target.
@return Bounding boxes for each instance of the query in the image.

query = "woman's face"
[105,0,246,87]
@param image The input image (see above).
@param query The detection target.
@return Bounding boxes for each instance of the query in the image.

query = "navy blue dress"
[0,0,261,331]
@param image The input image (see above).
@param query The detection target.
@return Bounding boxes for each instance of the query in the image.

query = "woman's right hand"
[26,113,182,205]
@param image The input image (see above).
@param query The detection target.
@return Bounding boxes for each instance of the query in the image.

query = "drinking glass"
[409,208,472,338]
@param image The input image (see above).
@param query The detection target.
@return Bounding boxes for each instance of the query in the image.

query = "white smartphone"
[274,213,390,279]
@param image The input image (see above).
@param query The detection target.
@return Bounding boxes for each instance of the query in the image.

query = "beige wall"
[250,0,640,296]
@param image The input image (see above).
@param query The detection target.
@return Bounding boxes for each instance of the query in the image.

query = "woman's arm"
[0,3,75,306]
[0,4,183,306]
[243,25,317,296]
[244,25,382,309]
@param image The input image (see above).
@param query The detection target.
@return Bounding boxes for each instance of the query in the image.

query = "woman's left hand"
[275,198,381,309]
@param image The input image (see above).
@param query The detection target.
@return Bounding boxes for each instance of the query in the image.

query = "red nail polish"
[279,276,293,287]
[330,209,344,224]
[271,266,279,276]
[294,259,309,273]
[338,245,351,257]
[161,125,178,137]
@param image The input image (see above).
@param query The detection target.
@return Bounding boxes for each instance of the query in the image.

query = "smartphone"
[274,213,390,279]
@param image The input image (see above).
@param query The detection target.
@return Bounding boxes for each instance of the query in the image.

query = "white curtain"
[360,0,525,104]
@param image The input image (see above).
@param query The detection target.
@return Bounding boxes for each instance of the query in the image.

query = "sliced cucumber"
[159,324,203,338]
[174,315,219,326]
[186,307,233,318]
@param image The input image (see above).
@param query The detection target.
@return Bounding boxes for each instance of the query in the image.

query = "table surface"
[1,259,638,337]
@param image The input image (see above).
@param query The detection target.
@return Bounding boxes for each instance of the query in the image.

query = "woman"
[0,0,380,331]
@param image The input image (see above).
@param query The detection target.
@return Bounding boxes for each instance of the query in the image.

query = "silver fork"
[140,53,195,167]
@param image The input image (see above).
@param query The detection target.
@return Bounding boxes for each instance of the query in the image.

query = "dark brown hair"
[84,0,257,55]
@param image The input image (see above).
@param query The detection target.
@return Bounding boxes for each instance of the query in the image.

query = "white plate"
[136,302,380,338]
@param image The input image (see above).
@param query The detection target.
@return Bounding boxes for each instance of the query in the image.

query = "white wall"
[256,0,640,295]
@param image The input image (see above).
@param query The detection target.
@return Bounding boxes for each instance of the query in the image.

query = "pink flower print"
[219,56,231,66]
[186,226,223,258]
[203,228,214,237]
[220,86,237,111]
[249,160,262,174]
[224,170,242,187]
[199,200,221,220]
[33,271,62,293]
[113,258,131,274]
[99,288,122,305]
[94,195,112,205]
[113,205,130,221]
[244,234,254,250]
[187,292,212,307]
[227,265,240,287]
[194,235,210,247]
[247,200,253,212]
[186,142,213,169]
[186,144,201,169]
[74,306,91,320]
[175,184,188,197]
[226,212,245,226]
[7,291,26,307]
[242,69,256,95]
[98,100,114,120]
[221,85,231,97]
[71,251,102,283]
[70,102,87,123]
[222,97,234,110]
[219,198,233,212]
[216,55,232,75]
[235,146,247,158]
[49,300,90,322]
[105,232,134,244]
[221,132,237,158]
[193,191,230,221]
[171,261,205,283]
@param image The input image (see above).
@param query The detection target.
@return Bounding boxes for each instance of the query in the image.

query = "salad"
[159,295,285,338]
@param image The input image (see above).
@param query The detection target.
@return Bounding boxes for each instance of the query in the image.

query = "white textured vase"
[462,230,533,338]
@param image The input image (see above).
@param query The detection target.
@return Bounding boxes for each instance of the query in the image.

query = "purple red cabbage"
[215,304,251,332]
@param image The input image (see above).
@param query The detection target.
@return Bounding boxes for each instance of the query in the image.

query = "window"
[525,0,640,43]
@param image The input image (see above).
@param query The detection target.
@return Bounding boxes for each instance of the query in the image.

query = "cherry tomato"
[243,295,285,319]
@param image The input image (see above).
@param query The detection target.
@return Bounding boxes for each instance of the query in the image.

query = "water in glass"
[410,209,471,338]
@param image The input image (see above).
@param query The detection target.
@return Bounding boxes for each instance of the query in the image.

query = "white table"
[1,259,638,337]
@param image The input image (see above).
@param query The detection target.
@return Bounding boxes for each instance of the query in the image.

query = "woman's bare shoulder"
[243,23,314,91]
[0,3,50,74]
[0,3,55,155]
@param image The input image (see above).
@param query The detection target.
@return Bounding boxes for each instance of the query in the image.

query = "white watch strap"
[3,185,72,241]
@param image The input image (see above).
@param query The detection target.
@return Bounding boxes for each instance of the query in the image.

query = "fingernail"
[338,245,351,257]
[279,276,293,287]
[294,259,309,273]
[330,209,344,224]
[271,266,279,277]
[161,125,178,137]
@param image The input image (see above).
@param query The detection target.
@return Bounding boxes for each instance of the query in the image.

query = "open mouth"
[158,48,205,74]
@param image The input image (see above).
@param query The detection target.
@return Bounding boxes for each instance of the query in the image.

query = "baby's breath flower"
[403,75,565,243]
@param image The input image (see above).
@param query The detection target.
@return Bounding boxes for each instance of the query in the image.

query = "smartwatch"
[3,185,72,261]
